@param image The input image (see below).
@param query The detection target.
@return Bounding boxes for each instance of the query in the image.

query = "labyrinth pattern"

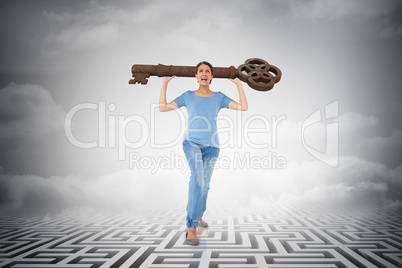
[0,202,401,268]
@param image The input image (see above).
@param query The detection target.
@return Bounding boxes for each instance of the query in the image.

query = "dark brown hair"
[195,61,213,75]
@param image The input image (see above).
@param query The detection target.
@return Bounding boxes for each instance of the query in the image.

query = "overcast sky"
[1,0,402,213]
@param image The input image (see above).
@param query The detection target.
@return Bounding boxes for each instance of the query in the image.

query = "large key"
[129,58,282,91]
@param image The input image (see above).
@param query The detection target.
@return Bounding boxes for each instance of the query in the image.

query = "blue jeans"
[182,139,220,228]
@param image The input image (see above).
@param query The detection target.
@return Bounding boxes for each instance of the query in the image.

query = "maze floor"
[1,201,401,268]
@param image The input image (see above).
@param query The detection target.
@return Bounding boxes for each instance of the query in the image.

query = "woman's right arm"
[159,76,179,112]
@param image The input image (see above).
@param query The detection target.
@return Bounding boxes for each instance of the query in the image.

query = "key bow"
[238,58,281,91]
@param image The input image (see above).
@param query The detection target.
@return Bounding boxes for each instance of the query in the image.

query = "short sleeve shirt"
[174,91,233,148]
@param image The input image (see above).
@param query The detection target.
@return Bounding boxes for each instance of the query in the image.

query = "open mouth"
[201,78,207,82]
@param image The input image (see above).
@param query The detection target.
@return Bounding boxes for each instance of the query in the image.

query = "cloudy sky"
[1,0,402,213]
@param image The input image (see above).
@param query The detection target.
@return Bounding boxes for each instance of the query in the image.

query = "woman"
[159,61,248,246]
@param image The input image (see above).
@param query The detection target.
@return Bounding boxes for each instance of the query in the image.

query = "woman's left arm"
[227,78,248,111]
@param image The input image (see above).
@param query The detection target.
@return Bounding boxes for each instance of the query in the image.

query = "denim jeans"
[182,139,220,228]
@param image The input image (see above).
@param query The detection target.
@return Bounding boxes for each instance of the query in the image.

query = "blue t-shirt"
[174,90,233,148]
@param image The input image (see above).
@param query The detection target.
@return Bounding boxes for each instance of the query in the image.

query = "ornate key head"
[237,58,282,91]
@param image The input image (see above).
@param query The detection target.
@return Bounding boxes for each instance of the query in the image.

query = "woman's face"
[195,64,213,85]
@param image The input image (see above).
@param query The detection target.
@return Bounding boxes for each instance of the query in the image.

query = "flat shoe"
[185,232,200,246]
[199,222,208,228]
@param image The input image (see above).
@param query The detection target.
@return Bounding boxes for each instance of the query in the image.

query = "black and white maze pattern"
[0,205,401,268]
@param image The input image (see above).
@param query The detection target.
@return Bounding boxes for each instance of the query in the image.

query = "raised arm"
[159,76,179,112]
[227,78,248,111]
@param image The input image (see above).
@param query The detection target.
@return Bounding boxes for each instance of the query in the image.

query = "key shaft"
[130,64,237,80]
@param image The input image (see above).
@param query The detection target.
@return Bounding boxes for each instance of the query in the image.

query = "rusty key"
[129,58,282,91]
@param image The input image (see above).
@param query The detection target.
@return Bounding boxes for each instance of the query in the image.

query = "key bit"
[129,72,150,84]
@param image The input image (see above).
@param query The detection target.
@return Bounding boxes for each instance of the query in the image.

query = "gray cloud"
[41,1,124,54]
[380,25,402,39]
[216,155,402,213]
[287,0,401,21]
[1,155,401,215]
[0,169,187,214]
[356,130,402,168]
[359,130,402,148]
[0,82,65,139]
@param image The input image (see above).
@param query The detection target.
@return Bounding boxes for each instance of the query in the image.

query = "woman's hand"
[228,78,242,86]
[227,78,248,111]
[163,76,176,83]
[160,76,179,112]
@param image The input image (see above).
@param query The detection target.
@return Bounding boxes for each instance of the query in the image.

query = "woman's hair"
[195,61,213,75]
